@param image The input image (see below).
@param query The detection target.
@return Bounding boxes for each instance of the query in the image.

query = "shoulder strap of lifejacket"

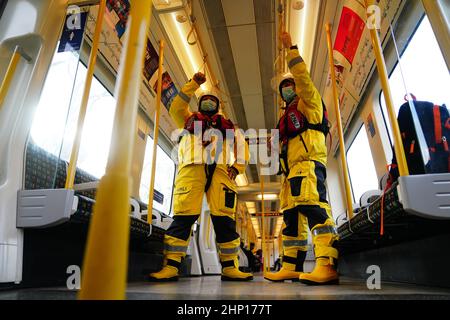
[433,105,442,145]
[304,99,330,136]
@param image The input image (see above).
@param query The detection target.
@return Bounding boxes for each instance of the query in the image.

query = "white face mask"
[200,99,218,113]
[282,86,296,103]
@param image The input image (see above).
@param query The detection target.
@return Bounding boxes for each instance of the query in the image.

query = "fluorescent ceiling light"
[246,201,256,214]
[154,0,185,12]
[236,174,248,187]
[256,193,278,200]
[171,12,199,72]
[245,201,255,208]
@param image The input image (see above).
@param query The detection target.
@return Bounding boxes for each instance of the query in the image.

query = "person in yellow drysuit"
[148,72,253,282]
[265,32,339,285]
[264,173,309,282]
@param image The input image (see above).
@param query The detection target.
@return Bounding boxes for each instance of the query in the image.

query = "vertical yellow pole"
[365,1,409,177]
[276,0,286,117]
[325,24,354,220]
[147,40,165,224]
[65,0,106,189]
[0,48,21,110]
[260,170,268,274]
[78,0,153,300]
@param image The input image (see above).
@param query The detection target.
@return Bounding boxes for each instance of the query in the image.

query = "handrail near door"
[78,0,154,300]
[0,46,31,110]
[65,0,106,189]
[147,40,165,225]
[365,0,409,178]
[325,23,354,220]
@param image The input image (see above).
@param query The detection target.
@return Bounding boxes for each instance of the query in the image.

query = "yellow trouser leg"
[149,165,204,282]
[217,238,253,281]
[265,207,308,282]
[148,234,190,281]
[299,219,339,285]
[206,168,253,282]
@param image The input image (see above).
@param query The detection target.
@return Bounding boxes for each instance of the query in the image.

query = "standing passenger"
[148,72,253,282]
[265,32,339,285]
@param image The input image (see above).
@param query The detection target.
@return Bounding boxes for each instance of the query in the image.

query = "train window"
[30,49,116,179]
[380,16,450,145]
[139,136,176,216]
[347,125,379,203]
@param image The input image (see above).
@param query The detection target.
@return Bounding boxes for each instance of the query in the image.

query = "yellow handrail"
[206,214,211,248]
[365,1,409,177]
[325,24,354,220]
[0,47,22,110]
[260,167,268,274]
[147,40,165,224]
[78,0,153,300]
[65,0,106,189]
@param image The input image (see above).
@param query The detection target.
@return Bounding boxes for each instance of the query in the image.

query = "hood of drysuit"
[279,78,297,105]
[198,94,220,116]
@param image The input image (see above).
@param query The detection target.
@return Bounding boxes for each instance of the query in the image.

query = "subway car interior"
[0,0,450,301]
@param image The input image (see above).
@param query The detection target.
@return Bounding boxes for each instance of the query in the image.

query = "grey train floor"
[1,275,450,300]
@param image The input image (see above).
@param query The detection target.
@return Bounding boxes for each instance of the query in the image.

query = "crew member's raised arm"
[169,73,205,128]
[282,32,322,115]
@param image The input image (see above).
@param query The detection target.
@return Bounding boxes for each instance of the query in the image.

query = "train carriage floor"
[1,275,450,300]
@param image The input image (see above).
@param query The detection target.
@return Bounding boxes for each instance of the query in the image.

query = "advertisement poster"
[153,71,179,111]
[106,0,130,40]
[333,6,366,66]
[85,2,179,134]
[327,0,404,155]
[143,40,160,83]
[58,8,89,52]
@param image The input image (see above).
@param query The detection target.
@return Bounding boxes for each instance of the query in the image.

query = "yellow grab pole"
[206,214,211,248]
[147,40,164,224]
[365,1,409,177]
[65,0,106,189]
[259,169,268,274]
[276,0,286,117]
[325,24,354,220]
[78,0,153,300]
[0,48,21,110]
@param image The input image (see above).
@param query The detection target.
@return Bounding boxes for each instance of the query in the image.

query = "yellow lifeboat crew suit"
[148,75,253,282]
[266,46,339,285]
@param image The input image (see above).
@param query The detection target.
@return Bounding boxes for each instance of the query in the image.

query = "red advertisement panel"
[333,6,365,65]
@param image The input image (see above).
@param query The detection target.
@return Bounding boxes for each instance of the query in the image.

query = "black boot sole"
[221,275,254,282]
[147,276,179,282]
[298,278,339,286]
[264,277,300,282]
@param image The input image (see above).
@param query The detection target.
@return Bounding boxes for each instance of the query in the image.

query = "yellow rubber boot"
[299,222,339,285]
[148,235,188,282]
[221,257,254,282]
[299,257,338,285]
[264,250,306,282]
[148,264,179,282]
[218,239,253,281]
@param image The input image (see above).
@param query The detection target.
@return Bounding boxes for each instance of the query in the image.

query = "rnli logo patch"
[289,112,301,129]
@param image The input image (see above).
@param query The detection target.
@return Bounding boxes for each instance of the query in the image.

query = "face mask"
[200,99,218,113]
[282,86,296,103]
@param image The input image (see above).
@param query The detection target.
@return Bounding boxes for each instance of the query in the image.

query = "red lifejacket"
[184,112,235,137]
[277,98,330,145]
